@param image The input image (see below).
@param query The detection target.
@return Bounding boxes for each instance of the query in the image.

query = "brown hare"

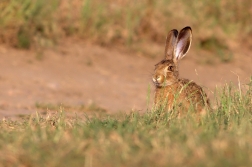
[152,26,210,113]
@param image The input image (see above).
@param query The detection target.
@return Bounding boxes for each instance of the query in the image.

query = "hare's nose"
[153,75,162,82]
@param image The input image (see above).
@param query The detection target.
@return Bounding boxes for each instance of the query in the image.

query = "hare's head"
[152,26,192,87]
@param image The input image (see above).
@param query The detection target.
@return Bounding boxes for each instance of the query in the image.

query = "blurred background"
[0,0,252,118]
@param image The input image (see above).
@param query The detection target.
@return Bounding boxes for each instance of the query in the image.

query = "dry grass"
[0,81,252,166]
[0,0,251,50]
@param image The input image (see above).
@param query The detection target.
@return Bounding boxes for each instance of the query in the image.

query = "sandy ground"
[0,40,251,119]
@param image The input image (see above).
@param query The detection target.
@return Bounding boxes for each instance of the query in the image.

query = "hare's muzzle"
[152,74,164,86]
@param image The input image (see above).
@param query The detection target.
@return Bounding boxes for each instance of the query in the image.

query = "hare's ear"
[174,26,192,62]
[164,29,178,60]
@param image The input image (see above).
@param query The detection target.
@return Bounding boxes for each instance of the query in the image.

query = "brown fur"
[153,27,210,113]
[154,78,210,113]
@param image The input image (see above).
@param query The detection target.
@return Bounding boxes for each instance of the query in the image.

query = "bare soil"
[0,40,251,119]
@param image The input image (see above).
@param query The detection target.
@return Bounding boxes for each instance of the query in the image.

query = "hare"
[152,26,210,113]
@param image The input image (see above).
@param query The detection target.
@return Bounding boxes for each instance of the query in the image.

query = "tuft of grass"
[0,0,59,49]
[17,27,31,49]
[0,79,252,166]
[199,37,233,63]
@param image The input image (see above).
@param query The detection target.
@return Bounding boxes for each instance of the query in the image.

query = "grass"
[199,36,233,63]
[0,0,251,53]
[0,1,252,165]
[35,102,107,113]
[0,80,252,166]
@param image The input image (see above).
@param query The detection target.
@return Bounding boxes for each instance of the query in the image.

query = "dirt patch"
[0,40,251,119]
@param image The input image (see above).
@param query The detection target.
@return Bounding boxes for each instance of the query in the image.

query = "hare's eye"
[168,66,174,71]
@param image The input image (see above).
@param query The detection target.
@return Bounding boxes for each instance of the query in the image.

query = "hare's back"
[178,78,208,103]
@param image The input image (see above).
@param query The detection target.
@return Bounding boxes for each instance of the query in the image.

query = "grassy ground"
[0,0,251,49]
[0,81,252,167]
[0,1,252,166]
